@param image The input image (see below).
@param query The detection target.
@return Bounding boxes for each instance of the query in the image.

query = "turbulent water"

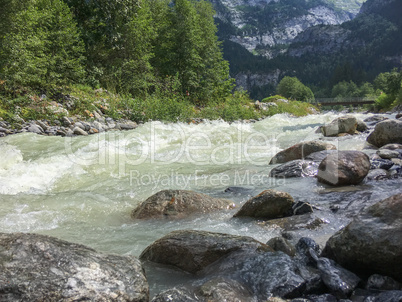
[1,112,401,295]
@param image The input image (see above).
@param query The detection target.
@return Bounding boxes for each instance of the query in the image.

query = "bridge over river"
[312,97,376,106]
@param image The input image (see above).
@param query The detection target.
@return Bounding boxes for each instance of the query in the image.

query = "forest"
[0,0,401,125]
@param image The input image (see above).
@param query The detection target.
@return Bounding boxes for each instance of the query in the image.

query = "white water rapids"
[1,112,401,295]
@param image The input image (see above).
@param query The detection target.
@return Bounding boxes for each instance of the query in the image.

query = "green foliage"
[276,76,315,102]
[375,93,394,110]
[373,69,402,109]
[0,0,85,88]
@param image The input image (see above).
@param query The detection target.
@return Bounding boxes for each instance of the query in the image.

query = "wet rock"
[322,115,357,137]
[370,158,394,170]
[367,119,402,147]
[298,294,338,302]
[233,189,294,219]
[224,186,254,196]
[363,115,388,125]
[295,237,321,266]
[131,190,235,219]
[262,214,326,232]
[140,230,271,274]
[151,287,197,302]
[380,143,402,150]
[202,250,313,300]
[351,289,402,302]
[118,121,138,130]
[197,277,253,302]
[356,119,368,132]
[0,232,149,302]
[366,169,389,181]
[73,126,88,136]
[366,274,402,291]
[305,150,339,163]
[293,201,314,215]
[315,257,360,299]
[267,237,296,257]
[270,160,319,178]
[377,149,400,159]
[322,193,402,282]
[269,141,337,164]
[317,151,370,186]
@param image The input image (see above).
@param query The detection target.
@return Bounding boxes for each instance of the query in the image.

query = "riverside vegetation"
[0,0,401,134]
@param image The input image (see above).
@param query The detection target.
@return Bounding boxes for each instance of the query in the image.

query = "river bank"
[1,112,401,301]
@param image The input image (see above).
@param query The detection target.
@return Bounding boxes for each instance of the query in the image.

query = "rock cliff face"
[211,0,356,58]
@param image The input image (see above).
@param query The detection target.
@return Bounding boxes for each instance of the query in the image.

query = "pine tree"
[0,0,85,88]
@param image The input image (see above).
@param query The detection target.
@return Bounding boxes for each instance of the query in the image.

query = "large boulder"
[269,160,319,178]
[0,233,149,302]
[322,193,402,282]
[131,190,235,219]
[316,151,370,186]
[321,115,357,137]
[233,190,294,219]
[269,141,337,164]
[367,119,402,147]
[140,230,271,274]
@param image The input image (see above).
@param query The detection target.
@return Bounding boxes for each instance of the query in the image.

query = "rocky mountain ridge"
[211,0,361,58]
[214,0,401,98]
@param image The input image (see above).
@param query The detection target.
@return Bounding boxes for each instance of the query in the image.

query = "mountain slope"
[212,0,360,58]
[215,0,401,99]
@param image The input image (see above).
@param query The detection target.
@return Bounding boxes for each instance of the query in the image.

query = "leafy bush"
[276,76,315,102]
[375,93,394,110]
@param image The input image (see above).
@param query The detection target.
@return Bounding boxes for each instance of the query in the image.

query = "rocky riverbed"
[1,112,402,301]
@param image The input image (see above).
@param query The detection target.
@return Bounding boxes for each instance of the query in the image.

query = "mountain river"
[1,112,401,296]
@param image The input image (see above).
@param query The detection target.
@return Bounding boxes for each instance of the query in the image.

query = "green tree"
[65,0,155,94]
[276,76,314,102]
[0,0,85,88]
[153,0,233,103]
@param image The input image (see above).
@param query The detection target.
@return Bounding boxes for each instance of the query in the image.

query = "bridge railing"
[311,97,376,105]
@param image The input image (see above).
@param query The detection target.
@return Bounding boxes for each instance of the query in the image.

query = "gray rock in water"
[322,115,357,137]
[269,141,337,164]
[363,115,388,125]
[380,143,402,150]
[322,193,402,282]
[356,119,368,132]
[367,119,402,147]
[132,190,235,219]
[0,232,149,302]
[366,274,402,291]
[140,230,272,274]
[370,158,395,170]
[233,189,294,219]
[262,213,326,232]
[305,150,339,163]
[267,237,296,257]
[293,201,314,215]
[197,277,254,302]
[201,250,314,300]
[377,149,400,160]
[315,257,360,299]
[151,288,197,302]
[270,160,319,178]
[317,151,370,186]
[367,169,389,181]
